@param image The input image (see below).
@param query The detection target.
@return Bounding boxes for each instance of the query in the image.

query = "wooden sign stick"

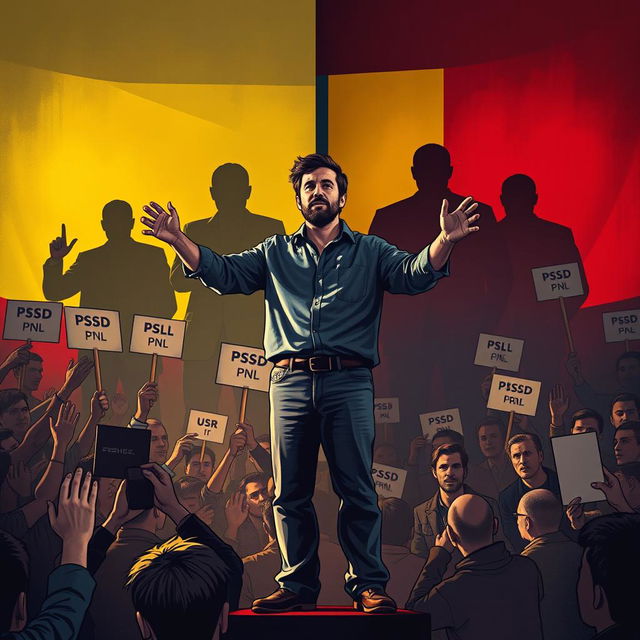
[17,365,25,393]
[199,439,207,464]
[150,353,159,383]
[93,348,102,391]
[505,410,516,444]
[558,297,575,352]
[239,387,249,424]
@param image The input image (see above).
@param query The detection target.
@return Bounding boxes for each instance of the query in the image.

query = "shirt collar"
[291,218,355,247]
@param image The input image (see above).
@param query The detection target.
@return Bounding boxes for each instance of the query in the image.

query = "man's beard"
[441,479,463,494]
[301,197,342,228]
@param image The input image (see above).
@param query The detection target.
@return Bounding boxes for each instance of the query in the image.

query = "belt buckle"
[308,355,331,372]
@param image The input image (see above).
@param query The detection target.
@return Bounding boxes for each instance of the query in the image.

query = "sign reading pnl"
[487,374,542,416]
[187,410,229,444]
[371,463,407,499]
[474,333,524,372]
[603,310,640,343]
[3,300,63,343]
[531,262,584,301]
[130,315,186,358]
[374,398,400,423]
[216,343,273,393]
[419,408,463,440]
[65,307,122,351]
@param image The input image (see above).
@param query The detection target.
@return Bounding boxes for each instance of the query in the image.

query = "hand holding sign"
[135,382,159,423]
[49,224,78,259]
[0,340,32,375]
[440,197,480,243]
[229,427,248,457]
[591,467,634,513]
[238,422,258,451]
[90,390,109,422]
[166,433,199,470]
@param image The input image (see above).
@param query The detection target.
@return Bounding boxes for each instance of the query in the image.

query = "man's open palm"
[141,201,182,245]
[440,197,480,243]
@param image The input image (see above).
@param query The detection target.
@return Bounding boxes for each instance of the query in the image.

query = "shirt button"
[314,299,320,307]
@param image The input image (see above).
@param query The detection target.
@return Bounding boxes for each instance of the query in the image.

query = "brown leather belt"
[274,355,369,372]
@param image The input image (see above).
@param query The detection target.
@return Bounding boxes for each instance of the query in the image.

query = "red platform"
[228,607,430,639]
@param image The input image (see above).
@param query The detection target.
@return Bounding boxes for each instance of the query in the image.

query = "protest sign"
[420,408,463,440]
[187,410,229,444]
[487,374,541,417]
[474,333,524,372]
[3,300,63,343]
[371,463,407,499]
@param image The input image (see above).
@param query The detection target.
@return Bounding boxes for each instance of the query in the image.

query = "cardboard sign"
[371,463,407,499]
[419,408,463,440]
[474,333,524,372]
[216,343,273,393]
[186,410,229,444]
[487,374,541,416]
[374,397,400,423]
[65,307,122,352]
[603,309,640,343]
[93,424,150,478]
[551,432,605,505]
[3,300,63,343]
[531,262,584,301]
[130,315,186,358]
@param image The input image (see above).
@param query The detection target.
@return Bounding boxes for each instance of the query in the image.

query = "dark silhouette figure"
[369,144,510,448]
[169,164,285,427]
[42,200,177,410]
[497,174,589,387]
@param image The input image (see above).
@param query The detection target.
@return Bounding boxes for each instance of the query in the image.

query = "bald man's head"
[448,494,495,549]
[518,489,562,534]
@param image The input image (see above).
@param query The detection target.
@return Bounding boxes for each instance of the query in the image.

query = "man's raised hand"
[141,201,182,246]
[440,197,480,243]
[49,223,78,259]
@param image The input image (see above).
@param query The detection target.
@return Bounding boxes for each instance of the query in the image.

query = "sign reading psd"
[130,315,186,358]
[487,373,541,416]
[65,307,122,352]
[216,343,273,393]
[374,397,400,423]
[602,309,639,343]
[187,410,229,444]
[371,463,407,499]
[531,262,584,301]
[419,408,463,440]
[3,300,63,343]
[474,333,524,372]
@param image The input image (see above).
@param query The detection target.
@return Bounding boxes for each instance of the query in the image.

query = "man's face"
[617,357,640,389]
[296,167,345,228]
[613,429,640,465]
[572,418,601,436]
[148,423,169,464]
[244,481,268,517]
[432,452,465,494]
[611,401,639,427]
[478,424,504,459]
[510,440,543,480]
[186,454,214,482]
[20,361,43,392]
[0,400,30,440]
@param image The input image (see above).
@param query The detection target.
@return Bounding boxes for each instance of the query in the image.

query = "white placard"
[374,397,400,423]
[531,262,584,301]
[551,432,605,505]
[186,410,229,444]
[129,315,186,358]
[371,463,407,499]
[487,374,541,416]
[64,307,122,352]
[603,309,640,343]
[3,300,63,343]
[474,333,524,372]
[216,343,273,392]
[419,408,463,440]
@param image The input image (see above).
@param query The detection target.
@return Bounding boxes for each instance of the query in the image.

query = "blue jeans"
[269,365,389,600]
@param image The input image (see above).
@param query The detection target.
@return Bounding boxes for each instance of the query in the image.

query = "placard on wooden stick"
[187,410,229,445]
[3,300,63,343]
[374,398,400,424]
[216,343,273,393]
[602,310,639,344]
[487,374,541,417]
[419,408,463,440]
[474,333,524,372]
[129,315,186,359]
[371,463,407,499]
[64,307,123,352]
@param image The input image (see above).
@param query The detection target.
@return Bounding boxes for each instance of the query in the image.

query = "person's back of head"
[518,489,562,541]
[0,530,29,635]
[411,143,452,191]
[210,163,251,210]
[380,497,413,547]
[500,173,538,216]
[447,494,496,556]
[101,200,134,241]
[127,536,231,640]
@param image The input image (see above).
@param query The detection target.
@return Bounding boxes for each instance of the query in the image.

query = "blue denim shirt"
[185,220,449,365]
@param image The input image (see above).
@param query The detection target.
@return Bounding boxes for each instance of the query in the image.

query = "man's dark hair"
[432,428,464,446]
[571,408,604,434]
[616,421,640,444]
[127,537,230,640]
[578,513,640,627]
[431,443,469,471]
[185,446,216,468]
[26,352,43,364]
[0,530,29,632]
[507,432,543,454]
[0,389,28,415]
[610,392,640,414]
[615,351,640,371]
[381,497,413,546]
[289,153,348,198]
[476,417,506,437]
[238,471,269,495]
[174,476,205,502]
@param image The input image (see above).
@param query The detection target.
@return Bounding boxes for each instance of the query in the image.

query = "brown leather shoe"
[252,588,317,613]
[353,588,397,614]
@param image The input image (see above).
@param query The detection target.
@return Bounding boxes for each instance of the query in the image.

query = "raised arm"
[206,427,248,494]
[42,223,82,301]
[428,197,479,270]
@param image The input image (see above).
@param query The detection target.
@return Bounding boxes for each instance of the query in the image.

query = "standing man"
[141,153,480,614]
